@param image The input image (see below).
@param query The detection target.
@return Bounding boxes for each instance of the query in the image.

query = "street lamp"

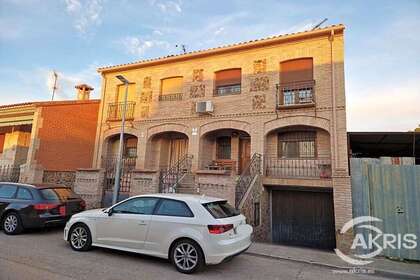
[112,75,130,205]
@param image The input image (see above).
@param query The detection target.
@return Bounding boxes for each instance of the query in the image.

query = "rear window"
[40,188,79,201]
[203,200,239,219]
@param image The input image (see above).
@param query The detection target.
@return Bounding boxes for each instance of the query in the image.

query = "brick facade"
[93,25,352,250]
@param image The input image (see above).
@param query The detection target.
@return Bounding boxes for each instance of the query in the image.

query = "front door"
[96,197,159,249]
[168,138,188,167]
[238,138,251,174]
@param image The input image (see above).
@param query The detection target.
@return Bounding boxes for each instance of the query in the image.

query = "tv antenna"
[175,44,187,54]
[312,18,328,30]
[51,70,58,101]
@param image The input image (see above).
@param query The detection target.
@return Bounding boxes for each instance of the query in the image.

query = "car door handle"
[138,221,147,226]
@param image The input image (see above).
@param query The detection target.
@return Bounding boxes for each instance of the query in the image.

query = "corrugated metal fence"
[351,158,420,261]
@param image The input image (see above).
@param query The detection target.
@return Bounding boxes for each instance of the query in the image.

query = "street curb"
[244,252,420,280]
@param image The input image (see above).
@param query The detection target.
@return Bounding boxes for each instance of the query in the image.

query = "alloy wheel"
[174,242,198,271]
[4,215,18,233]
[70,226,88,250]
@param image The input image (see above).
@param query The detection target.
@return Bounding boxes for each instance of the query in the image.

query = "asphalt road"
[0,227,387,280]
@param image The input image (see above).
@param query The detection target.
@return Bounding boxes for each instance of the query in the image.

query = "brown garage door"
[272,188,336,249]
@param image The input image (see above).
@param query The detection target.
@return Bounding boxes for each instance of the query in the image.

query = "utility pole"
[51,71,58,101]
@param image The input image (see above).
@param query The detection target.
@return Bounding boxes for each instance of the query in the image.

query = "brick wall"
[35,101,99,171]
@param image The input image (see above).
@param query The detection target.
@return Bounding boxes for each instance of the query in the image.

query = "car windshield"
[40,188,79,201]
[202,200,239,219]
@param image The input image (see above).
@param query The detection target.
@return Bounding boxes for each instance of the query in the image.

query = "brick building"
[0,85,99,186]
[86,25,352,250]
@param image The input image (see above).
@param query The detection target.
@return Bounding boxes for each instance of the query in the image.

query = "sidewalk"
[246,242,420,279]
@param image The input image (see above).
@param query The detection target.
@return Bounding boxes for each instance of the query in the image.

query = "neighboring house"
[0,84,100,186]
[88,25,352,250]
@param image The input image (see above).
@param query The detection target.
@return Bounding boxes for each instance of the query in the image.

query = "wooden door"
[238,138,251,174]
[272,188,336,249]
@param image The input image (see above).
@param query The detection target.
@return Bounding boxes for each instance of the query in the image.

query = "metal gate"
[271,187,336,249]
[351,158,420,260]
[0,165,20,182]
[102,156,136,207]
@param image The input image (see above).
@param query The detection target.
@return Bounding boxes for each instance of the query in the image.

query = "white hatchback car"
[64,194,253,273]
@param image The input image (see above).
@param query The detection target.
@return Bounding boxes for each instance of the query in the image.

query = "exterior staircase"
[175,173,197,194]
[159,154,193,193]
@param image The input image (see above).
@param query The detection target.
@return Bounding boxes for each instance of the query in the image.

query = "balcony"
[264,157,332,179]
[107,102,135,121]
[277,80,315,109]
[158,92,183,101]
[214,84,241,96]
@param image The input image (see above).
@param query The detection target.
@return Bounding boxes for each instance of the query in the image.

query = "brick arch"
[103,126,139,140]
[199,120,251,137]
[264,115,330,135]
[147,123,190,140]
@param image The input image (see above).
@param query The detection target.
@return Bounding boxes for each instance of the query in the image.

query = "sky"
[0,0,419,131]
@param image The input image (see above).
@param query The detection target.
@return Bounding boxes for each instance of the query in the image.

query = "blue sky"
[0,0,419,131]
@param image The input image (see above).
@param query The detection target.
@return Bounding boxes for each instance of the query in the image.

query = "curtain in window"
[278,131,316,158]
[280,58,313,84]
[161,77,183,95]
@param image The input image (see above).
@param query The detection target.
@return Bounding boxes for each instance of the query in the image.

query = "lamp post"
[112,75,130,205]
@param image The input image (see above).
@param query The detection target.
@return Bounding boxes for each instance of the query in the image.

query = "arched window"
[214,68,241,96]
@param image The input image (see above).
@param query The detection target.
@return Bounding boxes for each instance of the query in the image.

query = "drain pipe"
[329,29,339,170]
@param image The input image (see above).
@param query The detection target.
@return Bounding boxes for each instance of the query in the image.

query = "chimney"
[75,84,93,100]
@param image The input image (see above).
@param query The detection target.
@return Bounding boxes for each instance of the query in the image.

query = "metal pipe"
[112,80,129,205]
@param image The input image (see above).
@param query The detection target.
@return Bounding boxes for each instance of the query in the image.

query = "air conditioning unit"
[196,101,214,114]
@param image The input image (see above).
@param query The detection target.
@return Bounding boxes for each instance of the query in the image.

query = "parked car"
[64,194,253,274]
[0,182,86,235]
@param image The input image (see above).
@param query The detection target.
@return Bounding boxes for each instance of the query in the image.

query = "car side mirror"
[107,208,113,216]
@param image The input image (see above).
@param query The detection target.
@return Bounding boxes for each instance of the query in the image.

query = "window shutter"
[117,83,136,102]
[280,58,313,84]
[161,77,183,95]
[215,69,241,87]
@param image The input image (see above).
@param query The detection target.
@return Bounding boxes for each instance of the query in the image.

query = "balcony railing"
[158,92,183,101]
[107,102,135,121]
[264,157,332,179]
[214,84,241,96]
[277,80,315,108]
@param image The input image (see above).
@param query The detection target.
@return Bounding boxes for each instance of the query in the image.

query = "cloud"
[347,78,420,131]
[214,27,225,36]
[117,36,171,57]
[149,0,182,14]
[64,0,104,35]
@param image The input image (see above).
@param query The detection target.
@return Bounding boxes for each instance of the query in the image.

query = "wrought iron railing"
[102,155,137,192]
[235,153,262,207]
[107,102,136,121]
[0,165,20,182]
[214,84,241,96]
[276,80,315,108]
[158,92,183,101]
[264,157,332,178]
[159,154,193,193]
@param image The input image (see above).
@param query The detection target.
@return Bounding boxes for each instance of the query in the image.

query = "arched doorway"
[199,129,251,175]
[101,133,138,206]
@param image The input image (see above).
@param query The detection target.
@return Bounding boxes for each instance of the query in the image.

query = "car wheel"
[171,239,204,274]
[3,212,23,235]
[69,223,92,251]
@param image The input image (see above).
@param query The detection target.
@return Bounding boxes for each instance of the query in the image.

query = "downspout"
[329,30,339,170]
[94,73,108,168]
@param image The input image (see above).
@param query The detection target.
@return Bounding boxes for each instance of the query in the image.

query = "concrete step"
[176,187,198,194]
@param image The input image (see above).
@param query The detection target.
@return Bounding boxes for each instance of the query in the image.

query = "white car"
[64,194,253,273]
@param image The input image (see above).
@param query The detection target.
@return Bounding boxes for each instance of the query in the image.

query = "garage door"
[272,188,336,249]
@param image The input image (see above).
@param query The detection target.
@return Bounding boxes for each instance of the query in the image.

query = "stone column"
[188,127,200,172]
[74,168,105,209]
[130,169,159,196]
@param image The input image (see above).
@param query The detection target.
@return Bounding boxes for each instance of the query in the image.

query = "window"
[113,197,159,215]
[0,185,17,199]
[203,200,239,219]
[214,69,241,96]
[280,58,313,84]
[278,131,316,158]
[155,199,194,217]
[17,188,33,200]
[160,77,183,101]
[116,83,136,103]
[216,136,231,159]
[40,188,78,201]
[253,202,260,226]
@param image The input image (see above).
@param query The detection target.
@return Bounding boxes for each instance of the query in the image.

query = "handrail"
[107,102,136,121]
[235,153,262,207]
[159,154,193,193]
[0,164,21,183]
